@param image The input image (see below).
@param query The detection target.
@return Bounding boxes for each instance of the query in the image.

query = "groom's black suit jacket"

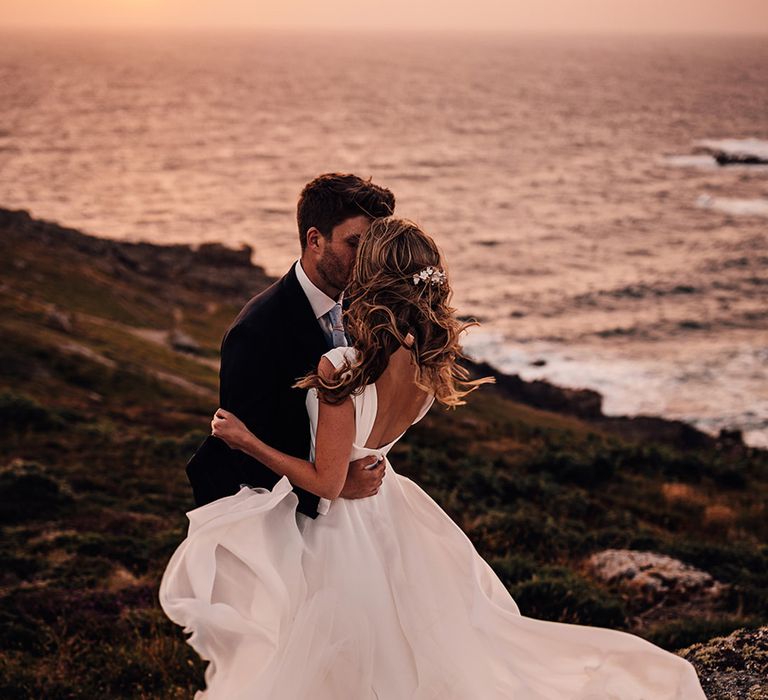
[186,263,330,518]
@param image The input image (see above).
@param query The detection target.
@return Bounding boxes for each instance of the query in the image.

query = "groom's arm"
[219,323,278,442]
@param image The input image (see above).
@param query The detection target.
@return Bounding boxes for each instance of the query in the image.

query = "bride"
[159,217,707,699]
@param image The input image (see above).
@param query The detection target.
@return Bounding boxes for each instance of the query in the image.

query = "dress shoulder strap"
[413,394,436,425]
[322,345,357,369]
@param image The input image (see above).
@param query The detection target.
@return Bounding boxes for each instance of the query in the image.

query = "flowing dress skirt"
[159,468,707,699]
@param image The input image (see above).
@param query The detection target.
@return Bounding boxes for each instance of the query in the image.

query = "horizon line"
[2,25,768,38]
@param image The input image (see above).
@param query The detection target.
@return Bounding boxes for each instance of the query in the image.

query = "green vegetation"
[1,210,766,697]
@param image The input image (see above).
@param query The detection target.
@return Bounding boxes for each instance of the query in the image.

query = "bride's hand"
[211,408,250,451]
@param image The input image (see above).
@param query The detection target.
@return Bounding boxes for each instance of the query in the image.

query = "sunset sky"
[1,0,767,34]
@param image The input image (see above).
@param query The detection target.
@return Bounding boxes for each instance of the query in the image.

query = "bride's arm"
[211,357,356,500]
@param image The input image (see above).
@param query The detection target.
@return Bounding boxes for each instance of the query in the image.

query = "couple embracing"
[159,174,706,699]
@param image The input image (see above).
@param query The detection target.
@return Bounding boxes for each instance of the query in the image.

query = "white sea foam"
[696,195,768,217]
[661,155,719,168]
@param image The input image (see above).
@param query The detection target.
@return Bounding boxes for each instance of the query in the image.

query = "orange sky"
[1,0,767,33]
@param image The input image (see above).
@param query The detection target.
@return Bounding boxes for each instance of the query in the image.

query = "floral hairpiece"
[412,266,446,286]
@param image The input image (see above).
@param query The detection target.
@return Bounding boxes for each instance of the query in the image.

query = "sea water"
[0,30,766,444]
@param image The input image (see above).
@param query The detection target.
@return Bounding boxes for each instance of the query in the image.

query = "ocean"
[1,30,766,445]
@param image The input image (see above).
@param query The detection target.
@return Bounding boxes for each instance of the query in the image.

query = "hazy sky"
[1,0,767,34]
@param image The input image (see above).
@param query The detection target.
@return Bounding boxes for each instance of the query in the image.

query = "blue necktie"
[326,303,347,348]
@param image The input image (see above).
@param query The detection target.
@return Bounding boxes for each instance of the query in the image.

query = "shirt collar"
[294,259,341,319]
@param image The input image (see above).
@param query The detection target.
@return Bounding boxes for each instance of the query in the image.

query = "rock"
[461,357,747,453]
[718,428,744,444]
[694,138,768,167]
[597,414,723,451]
[679,626,768,700]
[0,207,271,299]
[584,549,728,607]
[463,359,604,419]
[714,151,768,166]
[169,328,202,355]
[44,306,73,333]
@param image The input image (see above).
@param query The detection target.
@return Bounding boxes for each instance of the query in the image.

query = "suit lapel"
[280,263,331,363]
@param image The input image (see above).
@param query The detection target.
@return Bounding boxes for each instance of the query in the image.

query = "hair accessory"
[412,266,446,286]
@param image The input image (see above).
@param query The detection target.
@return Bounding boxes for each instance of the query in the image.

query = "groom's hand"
[339,456,385,499]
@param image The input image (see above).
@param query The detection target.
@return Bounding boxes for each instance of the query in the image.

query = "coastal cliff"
[0,208,765,698]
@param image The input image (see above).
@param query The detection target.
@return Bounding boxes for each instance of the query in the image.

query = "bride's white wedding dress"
[159,346,707,699]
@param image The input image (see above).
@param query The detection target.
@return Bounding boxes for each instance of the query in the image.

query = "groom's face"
[315,214,370,292]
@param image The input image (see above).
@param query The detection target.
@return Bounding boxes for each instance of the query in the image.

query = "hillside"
[0,208,766,699]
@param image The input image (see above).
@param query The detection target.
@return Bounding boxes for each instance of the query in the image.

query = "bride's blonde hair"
[294,217,493,406]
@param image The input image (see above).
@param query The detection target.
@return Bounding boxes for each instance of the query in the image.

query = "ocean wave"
[661,154,719,168]
[260,206,292,216]
[696,195,768,217]
[572,282,701,305]
[595,327,643,338]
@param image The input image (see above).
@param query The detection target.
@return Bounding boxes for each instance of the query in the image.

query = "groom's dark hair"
[297,173,395,251]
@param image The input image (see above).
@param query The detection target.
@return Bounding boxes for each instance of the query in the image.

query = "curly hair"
[294,217,493,407]
[297,173,395,251]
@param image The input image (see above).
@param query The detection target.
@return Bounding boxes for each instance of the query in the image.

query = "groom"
[187,173,396,517]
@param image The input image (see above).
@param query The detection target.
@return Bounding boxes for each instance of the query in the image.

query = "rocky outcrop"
[584,549,728,608]
[714,152,768,166]
[679,626,768,700]
[0,208,270,298]
[462,358,747,453]
[695,138,768,167]
[465,359,604,419]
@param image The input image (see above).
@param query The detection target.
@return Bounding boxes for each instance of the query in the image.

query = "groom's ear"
[305,227,324,254]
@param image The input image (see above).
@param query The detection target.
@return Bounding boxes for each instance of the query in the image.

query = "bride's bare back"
[364,344,430,450]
